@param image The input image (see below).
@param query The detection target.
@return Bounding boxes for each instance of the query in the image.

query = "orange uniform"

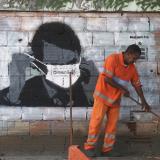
[84,52,141,153]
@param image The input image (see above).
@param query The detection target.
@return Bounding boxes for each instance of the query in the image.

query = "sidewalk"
[0,134,160,160]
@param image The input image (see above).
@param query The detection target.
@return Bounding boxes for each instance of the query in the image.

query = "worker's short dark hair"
[125,44,141,56]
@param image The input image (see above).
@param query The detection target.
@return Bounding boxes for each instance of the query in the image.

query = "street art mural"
[0,22,94,107]
[0,0,159,11]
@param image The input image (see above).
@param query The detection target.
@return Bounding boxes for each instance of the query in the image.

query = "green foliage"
[136,0,160,11]
[4,0,160,11]
[92,0,133,11]
[35,0,72,10]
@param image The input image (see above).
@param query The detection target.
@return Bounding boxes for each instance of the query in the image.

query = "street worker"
[84,44,151,157]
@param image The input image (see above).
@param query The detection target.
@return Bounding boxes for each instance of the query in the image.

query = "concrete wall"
[0,12,160,135]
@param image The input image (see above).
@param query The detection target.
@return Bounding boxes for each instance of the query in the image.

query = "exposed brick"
[136,122,158,136]
[7,31,29,46]
[64,17,86,31]
[8,121,29,135]
[117,123,131,136]
[30,121,50,136]
[21,16,42,31]
[107,17,128,32]
[0,121,8,129]
[0,130,8,136]
[7,121,15,128]
[87,18,107,31]
[73,121,89,136]
[154,32,160,46]
[50,120,70,136]
[93,32,114,46]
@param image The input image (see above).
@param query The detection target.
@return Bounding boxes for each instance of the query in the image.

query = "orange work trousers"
[84,98,120,153]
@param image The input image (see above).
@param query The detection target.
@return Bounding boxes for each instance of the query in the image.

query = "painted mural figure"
[0,22,91,107]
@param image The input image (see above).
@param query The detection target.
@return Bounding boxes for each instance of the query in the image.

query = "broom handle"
[129,96,160,119]
[69,72,73,145]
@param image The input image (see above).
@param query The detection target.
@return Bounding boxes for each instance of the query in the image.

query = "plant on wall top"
[0,0,160,11]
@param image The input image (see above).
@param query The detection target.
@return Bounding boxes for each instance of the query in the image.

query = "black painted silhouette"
[0,22,92,107]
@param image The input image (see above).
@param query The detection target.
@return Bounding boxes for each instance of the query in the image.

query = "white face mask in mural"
[42,41,81,88]
[24,52,81,89]
[46,58,81,88]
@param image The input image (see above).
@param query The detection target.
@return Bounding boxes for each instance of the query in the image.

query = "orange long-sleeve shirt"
[94,52,141,107]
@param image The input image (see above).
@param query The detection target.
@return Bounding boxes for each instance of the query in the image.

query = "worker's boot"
[84,148,96,157]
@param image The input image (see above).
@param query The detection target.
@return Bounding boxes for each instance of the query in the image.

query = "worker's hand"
[141,101,151,112]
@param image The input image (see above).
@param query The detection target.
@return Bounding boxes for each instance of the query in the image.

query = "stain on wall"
[0,0,160,11]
